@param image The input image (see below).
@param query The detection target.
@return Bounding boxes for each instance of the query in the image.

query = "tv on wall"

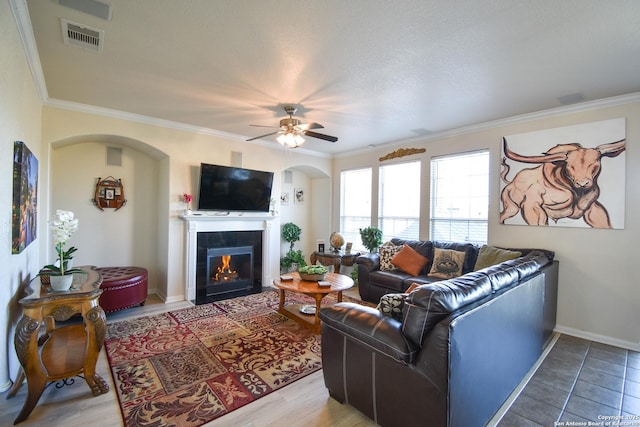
[197,163,274,212]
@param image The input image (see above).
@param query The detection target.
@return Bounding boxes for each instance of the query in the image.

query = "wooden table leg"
[14,373,46,424]
[337,291,343,302]
[313,294,324,333]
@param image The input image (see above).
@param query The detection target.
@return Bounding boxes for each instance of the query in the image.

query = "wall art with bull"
[500,117,626,229]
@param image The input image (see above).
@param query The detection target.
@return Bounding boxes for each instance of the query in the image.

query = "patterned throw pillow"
[379,242,403,271]
[377,293,407,320]
[428,248,465,279]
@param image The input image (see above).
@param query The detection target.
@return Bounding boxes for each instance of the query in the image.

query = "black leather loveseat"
[319,243,558,427]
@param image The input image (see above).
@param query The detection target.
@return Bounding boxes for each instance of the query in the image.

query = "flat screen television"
[197,163,274,212]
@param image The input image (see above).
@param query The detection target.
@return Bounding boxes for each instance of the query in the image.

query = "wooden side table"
[7,266,109,424]
[310,251,361,274]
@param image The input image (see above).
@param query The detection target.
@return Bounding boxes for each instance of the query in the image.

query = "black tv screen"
[197,163,274,212]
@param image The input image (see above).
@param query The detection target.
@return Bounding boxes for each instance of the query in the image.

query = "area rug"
[104,289,363,427]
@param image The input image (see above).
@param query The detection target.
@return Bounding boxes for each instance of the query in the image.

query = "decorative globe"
[330,232,345,252]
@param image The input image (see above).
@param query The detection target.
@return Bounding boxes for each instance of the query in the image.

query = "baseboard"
[554,325,640,352]
[0,379,13,393]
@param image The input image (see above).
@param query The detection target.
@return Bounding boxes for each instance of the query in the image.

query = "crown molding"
[43,98,332,159]
[335,91,640,159]
[11,0,48,102]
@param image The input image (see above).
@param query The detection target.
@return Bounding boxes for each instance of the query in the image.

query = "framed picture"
[294,188,304,204]
[500,118,626,229]
[318,240,325,253]
[105,188,115,200]
[11,141,38,254]
[345,242,353,254]
[280,192,289,205]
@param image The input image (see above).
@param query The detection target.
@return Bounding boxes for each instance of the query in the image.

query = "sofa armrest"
[319,302,418,364]
[356,253,380,271]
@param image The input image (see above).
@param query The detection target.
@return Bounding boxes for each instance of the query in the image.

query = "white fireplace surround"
[182,212,276,302]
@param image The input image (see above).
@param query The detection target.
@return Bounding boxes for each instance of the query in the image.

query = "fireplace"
[183,213,275,304]
[197,232,261,303]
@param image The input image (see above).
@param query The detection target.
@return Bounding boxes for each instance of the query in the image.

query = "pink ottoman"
[96,266,148,313]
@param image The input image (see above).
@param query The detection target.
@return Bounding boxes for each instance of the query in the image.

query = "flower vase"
[50,274,73,291]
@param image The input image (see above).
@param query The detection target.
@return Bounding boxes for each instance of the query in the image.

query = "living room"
[2,0,639,425]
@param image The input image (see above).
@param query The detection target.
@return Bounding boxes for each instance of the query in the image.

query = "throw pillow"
[473,245,522,271]
[379,241,403,271]
[391,244,430,277]
[428,248,465,279]
[405,282,421,293]
[377,293,407,320]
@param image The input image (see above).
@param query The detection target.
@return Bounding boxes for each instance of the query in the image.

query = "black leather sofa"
[319,242,558,427]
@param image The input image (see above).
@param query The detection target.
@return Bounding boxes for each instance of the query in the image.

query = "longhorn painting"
[500,118,626,229]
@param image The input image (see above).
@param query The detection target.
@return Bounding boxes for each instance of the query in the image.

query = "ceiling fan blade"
[297,122,324,131]
[303,130,338,142]
[246,131,280,141]
[250,124,279,128]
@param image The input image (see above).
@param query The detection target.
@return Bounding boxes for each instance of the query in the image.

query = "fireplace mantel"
[182,212,276,302]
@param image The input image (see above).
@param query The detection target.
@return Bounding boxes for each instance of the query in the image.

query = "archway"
[277,164,331,268]
[49,134,169,296]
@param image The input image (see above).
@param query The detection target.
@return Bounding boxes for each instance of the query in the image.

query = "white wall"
[334,98,640,351]
[1,0,44,391]
[50,141,160,293]
[278,168,332,267]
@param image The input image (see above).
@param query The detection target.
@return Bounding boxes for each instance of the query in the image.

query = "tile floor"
[497,334,640,426]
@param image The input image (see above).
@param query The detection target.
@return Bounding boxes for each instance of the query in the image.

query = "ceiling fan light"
[277,132,305,148]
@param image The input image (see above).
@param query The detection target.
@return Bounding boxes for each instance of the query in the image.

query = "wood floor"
[0,291,377,427]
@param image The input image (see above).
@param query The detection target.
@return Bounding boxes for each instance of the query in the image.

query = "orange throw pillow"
[391,244,429,277]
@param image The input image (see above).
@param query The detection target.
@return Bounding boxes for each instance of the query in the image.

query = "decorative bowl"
[299,272,326,281]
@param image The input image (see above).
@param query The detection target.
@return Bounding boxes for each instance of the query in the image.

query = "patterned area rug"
[104,289,360,427]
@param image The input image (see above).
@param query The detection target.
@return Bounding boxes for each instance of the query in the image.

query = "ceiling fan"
[246,105,338,148]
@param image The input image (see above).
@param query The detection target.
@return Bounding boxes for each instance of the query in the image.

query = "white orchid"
[43,210,82,276]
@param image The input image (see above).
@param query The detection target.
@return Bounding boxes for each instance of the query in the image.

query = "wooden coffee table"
[272,272,354,334]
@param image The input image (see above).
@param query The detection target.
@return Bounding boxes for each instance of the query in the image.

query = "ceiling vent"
[61,19,104,52]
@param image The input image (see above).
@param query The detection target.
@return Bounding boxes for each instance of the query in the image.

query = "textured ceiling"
[20,0,640,155]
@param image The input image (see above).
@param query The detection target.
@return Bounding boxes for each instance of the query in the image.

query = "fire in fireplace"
[215,255,238,282]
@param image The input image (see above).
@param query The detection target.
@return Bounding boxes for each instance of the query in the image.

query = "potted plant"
[42,210,84,291]
[359,226,383,253]
[280,222,307,272]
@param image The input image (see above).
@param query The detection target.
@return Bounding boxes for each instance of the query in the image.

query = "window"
[378,161,420,242]
[430,151,489,245]
[340,168,372,251]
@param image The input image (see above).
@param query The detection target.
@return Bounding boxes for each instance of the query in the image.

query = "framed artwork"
[294,188,304,204]
[280,192,289,205]
[12,141,38,254]
[500,118,626,229]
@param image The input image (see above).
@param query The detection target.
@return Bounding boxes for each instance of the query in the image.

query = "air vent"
[61,19,104,52]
